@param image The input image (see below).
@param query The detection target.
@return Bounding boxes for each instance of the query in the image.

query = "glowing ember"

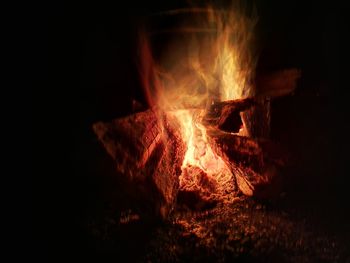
[139,5,257,201]
[169,109,235,201]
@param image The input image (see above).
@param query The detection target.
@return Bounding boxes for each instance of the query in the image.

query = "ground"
[85,196,349,263]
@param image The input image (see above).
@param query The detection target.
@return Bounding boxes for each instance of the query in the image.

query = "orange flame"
[139,5,257,201]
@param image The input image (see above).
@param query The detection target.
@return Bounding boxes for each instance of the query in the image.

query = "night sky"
[31,0,345,261]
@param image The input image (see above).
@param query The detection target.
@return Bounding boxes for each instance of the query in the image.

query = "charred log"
[206,129,289,197]
[202,69,300,137]
[202,98,255,132]
[202,97,271,138]
[242,96,271,138]
[93,109,186,219]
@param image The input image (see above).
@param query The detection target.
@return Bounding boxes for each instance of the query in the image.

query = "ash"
[86,197,349,263]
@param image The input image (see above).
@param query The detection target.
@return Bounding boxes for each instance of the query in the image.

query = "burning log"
[203,69,300,138]
[203,97,271,138]
[93,109,186,219]
[92,86,293,213]
[241,68,301,138]
[206,129,288,197]
[241,97,271,138]
[203,98,255,133]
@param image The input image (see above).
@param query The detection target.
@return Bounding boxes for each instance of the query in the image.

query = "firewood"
[242,96,271,138]
[206,129,264,172]
[202,97,271,138]
[92,109,186,219]
[93,110,163,173]
[255,68,301,98]
[206,129,288,197]
[202,98,255,132]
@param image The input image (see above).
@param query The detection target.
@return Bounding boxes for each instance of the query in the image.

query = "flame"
[139,4,257,201]
[171,108,235,201]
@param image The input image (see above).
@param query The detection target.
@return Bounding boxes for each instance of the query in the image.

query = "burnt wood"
[93,109,186,219]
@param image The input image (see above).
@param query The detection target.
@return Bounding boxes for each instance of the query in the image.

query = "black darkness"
[32,0,346,261]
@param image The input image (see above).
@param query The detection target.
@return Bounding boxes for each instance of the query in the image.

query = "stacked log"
[243,68,300,138]
[205,102,289,198]
[92,68,299,214]
[200,69,299,196]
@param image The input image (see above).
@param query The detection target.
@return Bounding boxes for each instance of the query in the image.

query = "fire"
[172,109,226,174]
[139,5,257,201]
[171,108,235,201]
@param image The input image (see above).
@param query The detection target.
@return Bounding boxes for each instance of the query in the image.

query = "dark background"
[32,0,345,261]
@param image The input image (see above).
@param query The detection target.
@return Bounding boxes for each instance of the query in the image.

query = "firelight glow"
[140,5,257,201]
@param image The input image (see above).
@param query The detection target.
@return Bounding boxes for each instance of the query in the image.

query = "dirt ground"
[84,196,349,263]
